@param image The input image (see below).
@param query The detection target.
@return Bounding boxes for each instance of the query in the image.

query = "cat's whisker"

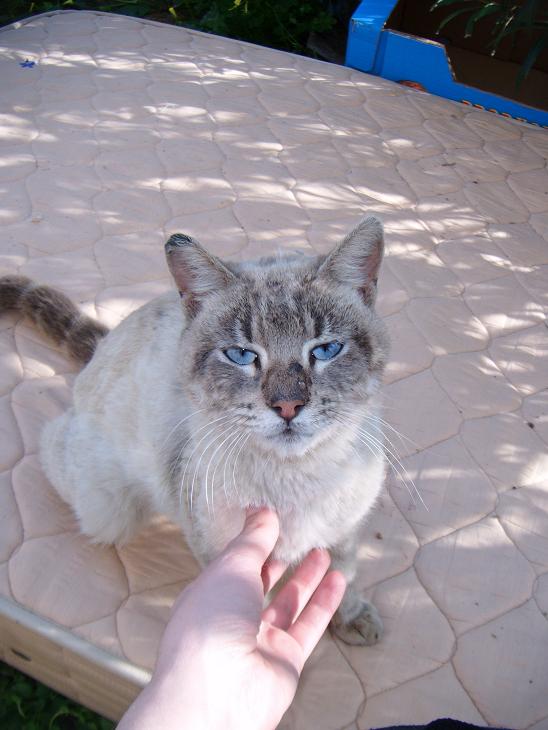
[188,418,241,516]
[339,408,417,472]
[212,429,245,504]
[162,407,209,453]
[332,414,386,470]
[178,413,239,511]
[262,449,274,472]
[339,422,417,508]
[336,408,412,468]
[222,430,248,503]
[349,443,362,461]
[356,426,426,511]
[181,424,223,514]
[188,426,231,518]
[203,420,246,513]
[232,431,251,501]
[354,427,427,512]
[363,412,417,449]
[375,393,399,411]
[166,409,221,480]
[332,412,427,511]
[175,411,238,487]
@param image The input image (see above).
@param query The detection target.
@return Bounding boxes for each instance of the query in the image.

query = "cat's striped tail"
[0,275,109,364]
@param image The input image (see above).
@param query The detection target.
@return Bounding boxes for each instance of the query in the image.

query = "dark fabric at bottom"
[373,719,514,730]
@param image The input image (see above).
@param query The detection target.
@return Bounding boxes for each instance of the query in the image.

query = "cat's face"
[166,218,389,458]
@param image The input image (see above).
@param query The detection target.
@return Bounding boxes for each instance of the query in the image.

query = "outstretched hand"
[118,509,346,730]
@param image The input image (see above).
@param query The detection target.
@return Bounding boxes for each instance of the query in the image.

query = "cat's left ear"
[165,233,236,315]
[316,216,384,306]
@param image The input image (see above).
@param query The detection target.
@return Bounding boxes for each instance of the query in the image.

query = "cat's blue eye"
[311,341,343,361]
[224,347,258,366]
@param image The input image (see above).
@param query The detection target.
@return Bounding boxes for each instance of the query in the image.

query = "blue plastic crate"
[346,0,548,128]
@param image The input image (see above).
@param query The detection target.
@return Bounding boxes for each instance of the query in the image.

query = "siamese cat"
[0,216,389,645]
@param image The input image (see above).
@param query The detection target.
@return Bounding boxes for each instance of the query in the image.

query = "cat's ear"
[165,234,236,315]
[317,216,383,306]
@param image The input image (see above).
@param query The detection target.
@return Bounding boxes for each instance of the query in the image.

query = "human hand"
[117,508,346,730]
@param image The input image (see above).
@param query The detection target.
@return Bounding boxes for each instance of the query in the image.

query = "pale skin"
[117,509,347,730]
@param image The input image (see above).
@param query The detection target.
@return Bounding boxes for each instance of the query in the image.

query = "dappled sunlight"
[41,53,96,68]
[1,9,548,727]
[476,250,516,269]
[464,275,545,338]
[498,442,548,480]
[492,331,547,390]
[417,191,487,238]
[36,106,98,126]
[498,483,548,568]
[461,412,548,490]
[413,517,536,637]
[95,278,171,327]
[386,134,428,156]
[389,438,500,540]
[0,112,36,149]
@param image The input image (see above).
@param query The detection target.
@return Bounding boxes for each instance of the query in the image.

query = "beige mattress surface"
[1,10,548,729]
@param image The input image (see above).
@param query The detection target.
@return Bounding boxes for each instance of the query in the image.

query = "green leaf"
[517,33,548,84]
[489,13,518,51]
[48,706,73,729]
[515,0,544,28]
[437,6,479,32]
[431,0,473,10]
[464,3,502,36]
[12,695,26,719]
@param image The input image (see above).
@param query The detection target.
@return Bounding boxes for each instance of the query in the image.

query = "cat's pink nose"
[271,399,304,422]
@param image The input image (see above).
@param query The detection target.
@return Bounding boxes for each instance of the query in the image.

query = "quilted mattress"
[1,9,547,728]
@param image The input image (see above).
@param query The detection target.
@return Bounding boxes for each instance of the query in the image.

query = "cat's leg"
[329,533,383,646]
[40,410,152,544]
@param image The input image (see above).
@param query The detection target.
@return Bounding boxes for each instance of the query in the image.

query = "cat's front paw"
[331,600,383,646]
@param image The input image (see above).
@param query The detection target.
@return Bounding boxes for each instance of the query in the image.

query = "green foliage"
[0,0,177,26]
[198,1,335,52]
[430,0,548,83]
[0,0,336,54]
[0,0,61,27]
[0,663,114,730]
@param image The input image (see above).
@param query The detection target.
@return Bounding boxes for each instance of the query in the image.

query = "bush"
[198,0,335,52]
[0,0,336,54]
[0,662,114,730]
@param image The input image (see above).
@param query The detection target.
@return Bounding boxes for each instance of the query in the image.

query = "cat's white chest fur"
[178,432,386,565]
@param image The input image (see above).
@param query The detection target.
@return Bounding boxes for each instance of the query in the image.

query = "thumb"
[221,508,280,573]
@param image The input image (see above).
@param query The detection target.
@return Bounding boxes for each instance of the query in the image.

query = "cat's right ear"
[165,234,236,316]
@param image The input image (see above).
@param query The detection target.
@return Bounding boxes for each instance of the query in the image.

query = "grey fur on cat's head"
[165,217,389,458]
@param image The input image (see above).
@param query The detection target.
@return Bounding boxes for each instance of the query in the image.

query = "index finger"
[288,570,346,660]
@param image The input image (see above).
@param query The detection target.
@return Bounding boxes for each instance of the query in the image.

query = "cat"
[0,215,390,646]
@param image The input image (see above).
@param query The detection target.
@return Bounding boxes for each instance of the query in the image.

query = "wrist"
[118,675,204,730]
[123,671,278,730]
